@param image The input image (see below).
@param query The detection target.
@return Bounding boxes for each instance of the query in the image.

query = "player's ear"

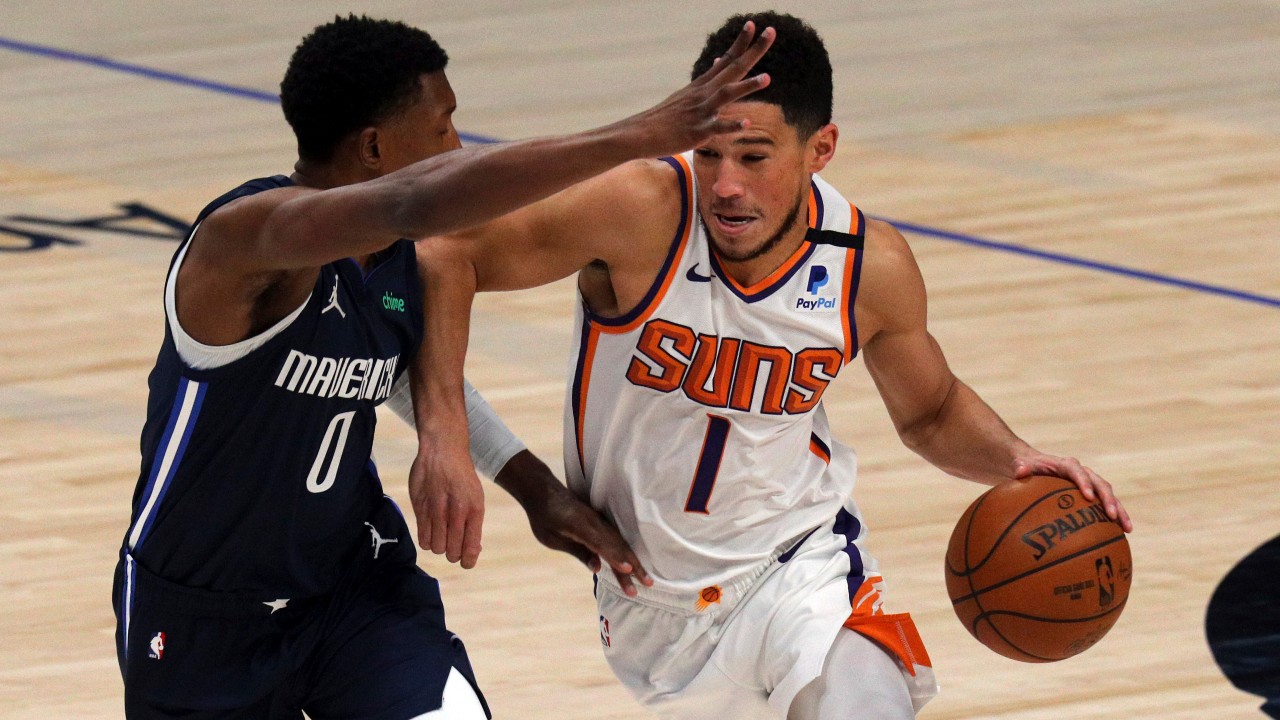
[806,123,838,173]
[357,127,382,170]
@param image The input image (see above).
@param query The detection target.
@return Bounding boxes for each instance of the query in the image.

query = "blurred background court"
[1,2,1277,717]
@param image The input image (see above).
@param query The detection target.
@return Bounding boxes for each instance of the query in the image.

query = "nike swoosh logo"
[686,264,712,282]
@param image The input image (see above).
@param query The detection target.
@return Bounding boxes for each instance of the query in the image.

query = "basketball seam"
[976,595,1129,624]
[948,479,1076,577]
[950,533,1128,606]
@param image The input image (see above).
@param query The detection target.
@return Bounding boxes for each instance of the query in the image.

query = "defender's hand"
[409,448,485,568]
[496,451,652,596]
[622,21,775,158]
[1013,455,1134,533]
[531,486,652,597]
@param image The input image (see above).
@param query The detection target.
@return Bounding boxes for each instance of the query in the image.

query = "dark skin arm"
[494,451,647,580]
[175,22,775,348]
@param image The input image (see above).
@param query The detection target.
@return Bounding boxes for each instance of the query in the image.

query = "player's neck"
[291,158,377,269]
[291,158,371,191]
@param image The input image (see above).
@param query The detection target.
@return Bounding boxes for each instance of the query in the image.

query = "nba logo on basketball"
[148,632,166,660]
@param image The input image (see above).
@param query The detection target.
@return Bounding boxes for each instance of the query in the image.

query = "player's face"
[374,72,462,174]
[691,102,835,264]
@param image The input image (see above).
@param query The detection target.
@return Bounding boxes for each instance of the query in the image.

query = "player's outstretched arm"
[857,219,1133,532]
[217,21,774,273]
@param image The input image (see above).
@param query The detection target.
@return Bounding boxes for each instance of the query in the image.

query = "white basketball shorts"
[594,502,938,719]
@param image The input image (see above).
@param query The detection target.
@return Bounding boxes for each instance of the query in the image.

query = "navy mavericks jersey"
[123,175,423,597]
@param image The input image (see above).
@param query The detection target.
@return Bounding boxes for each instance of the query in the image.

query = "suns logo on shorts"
[695,585,723,612]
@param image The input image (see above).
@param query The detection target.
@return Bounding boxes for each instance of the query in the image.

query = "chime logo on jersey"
[795,265,838,313]
[626,319,842,415]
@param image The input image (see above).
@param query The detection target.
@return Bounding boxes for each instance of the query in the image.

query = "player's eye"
[694,148,718,159]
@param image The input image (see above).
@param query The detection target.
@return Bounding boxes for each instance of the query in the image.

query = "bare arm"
[409,233,660,592]
[857,219,1133,531]
[178,22,773,346]
[403,146,680,583]
[217,21,774,273]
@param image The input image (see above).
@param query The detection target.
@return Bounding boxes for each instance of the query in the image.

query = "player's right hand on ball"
[620,20,775,158]
[409,447,485,568]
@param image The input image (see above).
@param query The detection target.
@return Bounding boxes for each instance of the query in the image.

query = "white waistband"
[594,525,820,616]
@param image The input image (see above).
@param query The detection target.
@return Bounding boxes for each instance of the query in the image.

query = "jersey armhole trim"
[585,154,695,335]
[842,203,867,364]
[165,223,311,371]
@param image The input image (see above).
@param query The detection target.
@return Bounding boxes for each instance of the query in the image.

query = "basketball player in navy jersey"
[113,14,774,719]
[413,11,1134,720]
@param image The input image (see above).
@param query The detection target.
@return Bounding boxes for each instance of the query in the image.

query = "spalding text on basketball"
[1020,502,1111,561]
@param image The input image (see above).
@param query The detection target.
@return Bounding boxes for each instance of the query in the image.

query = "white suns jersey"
[564,153,870,595]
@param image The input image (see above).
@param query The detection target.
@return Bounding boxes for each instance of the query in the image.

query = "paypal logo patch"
[796,264,838,312]
[806,265,829,295]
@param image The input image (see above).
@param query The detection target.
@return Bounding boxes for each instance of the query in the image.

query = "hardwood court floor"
[1,2,1278,718]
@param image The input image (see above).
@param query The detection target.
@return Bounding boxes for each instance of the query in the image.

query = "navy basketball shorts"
[112,548,488,719]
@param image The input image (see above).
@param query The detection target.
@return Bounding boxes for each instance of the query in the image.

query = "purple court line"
[2,34,1278,309]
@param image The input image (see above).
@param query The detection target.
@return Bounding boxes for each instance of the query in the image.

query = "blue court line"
[885,219,1280,310]
[3,34,1277,310]
[0,35,492,145]
[0,36,280,103]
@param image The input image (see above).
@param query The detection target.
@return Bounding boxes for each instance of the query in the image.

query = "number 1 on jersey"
[685,414,731,514]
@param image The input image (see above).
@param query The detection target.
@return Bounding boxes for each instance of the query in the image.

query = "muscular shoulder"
[534,157,683,267]
[855,218,928,346]
[569,158,682,230]
[194,185,312,265]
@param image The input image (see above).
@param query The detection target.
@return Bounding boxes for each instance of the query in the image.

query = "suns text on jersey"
[625,319,841,415]
[274,350,399,401]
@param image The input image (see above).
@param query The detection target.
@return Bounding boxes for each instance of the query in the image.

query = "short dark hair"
[280,15,449,161]
[691,12,832,138]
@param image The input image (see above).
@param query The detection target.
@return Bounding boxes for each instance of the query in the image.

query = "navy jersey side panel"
[126,176,423,597]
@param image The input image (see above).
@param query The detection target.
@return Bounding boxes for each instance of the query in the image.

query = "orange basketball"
[945,475,1131,662]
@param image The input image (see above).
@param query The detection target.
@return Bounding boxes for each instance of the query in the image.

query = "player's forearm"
[493,450,567,515]
[385,22,774,241]
[381,129,643,241]
[409,242,479,461]
[900,378,1034,486]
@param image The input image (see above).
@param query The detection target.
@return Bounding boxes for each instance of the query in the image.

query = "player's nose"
[710,165,745,199]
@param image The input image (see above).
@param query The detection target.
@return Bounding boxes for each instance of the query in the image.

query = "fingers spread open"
[699,21,756,83]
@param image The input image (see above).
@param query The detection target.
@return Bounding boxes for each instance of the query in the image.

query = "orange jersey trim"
[712,238,814,297]
[840,202,865,364]
[809,437,832,465]
[840,246,858,364]
[593,154,695,336]
[574,323,602,473]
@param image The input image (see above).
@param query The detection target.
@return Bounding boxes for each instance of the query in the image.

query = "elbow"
[895,376,958,457]
[897,416,937,457]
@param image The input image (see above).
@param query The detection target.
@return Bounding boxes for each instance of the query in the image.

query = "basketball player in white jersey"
[412,12,1134,719]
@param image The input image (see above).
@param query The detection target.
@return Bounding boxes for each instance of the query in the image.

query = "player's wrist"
[494,451,564,511]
